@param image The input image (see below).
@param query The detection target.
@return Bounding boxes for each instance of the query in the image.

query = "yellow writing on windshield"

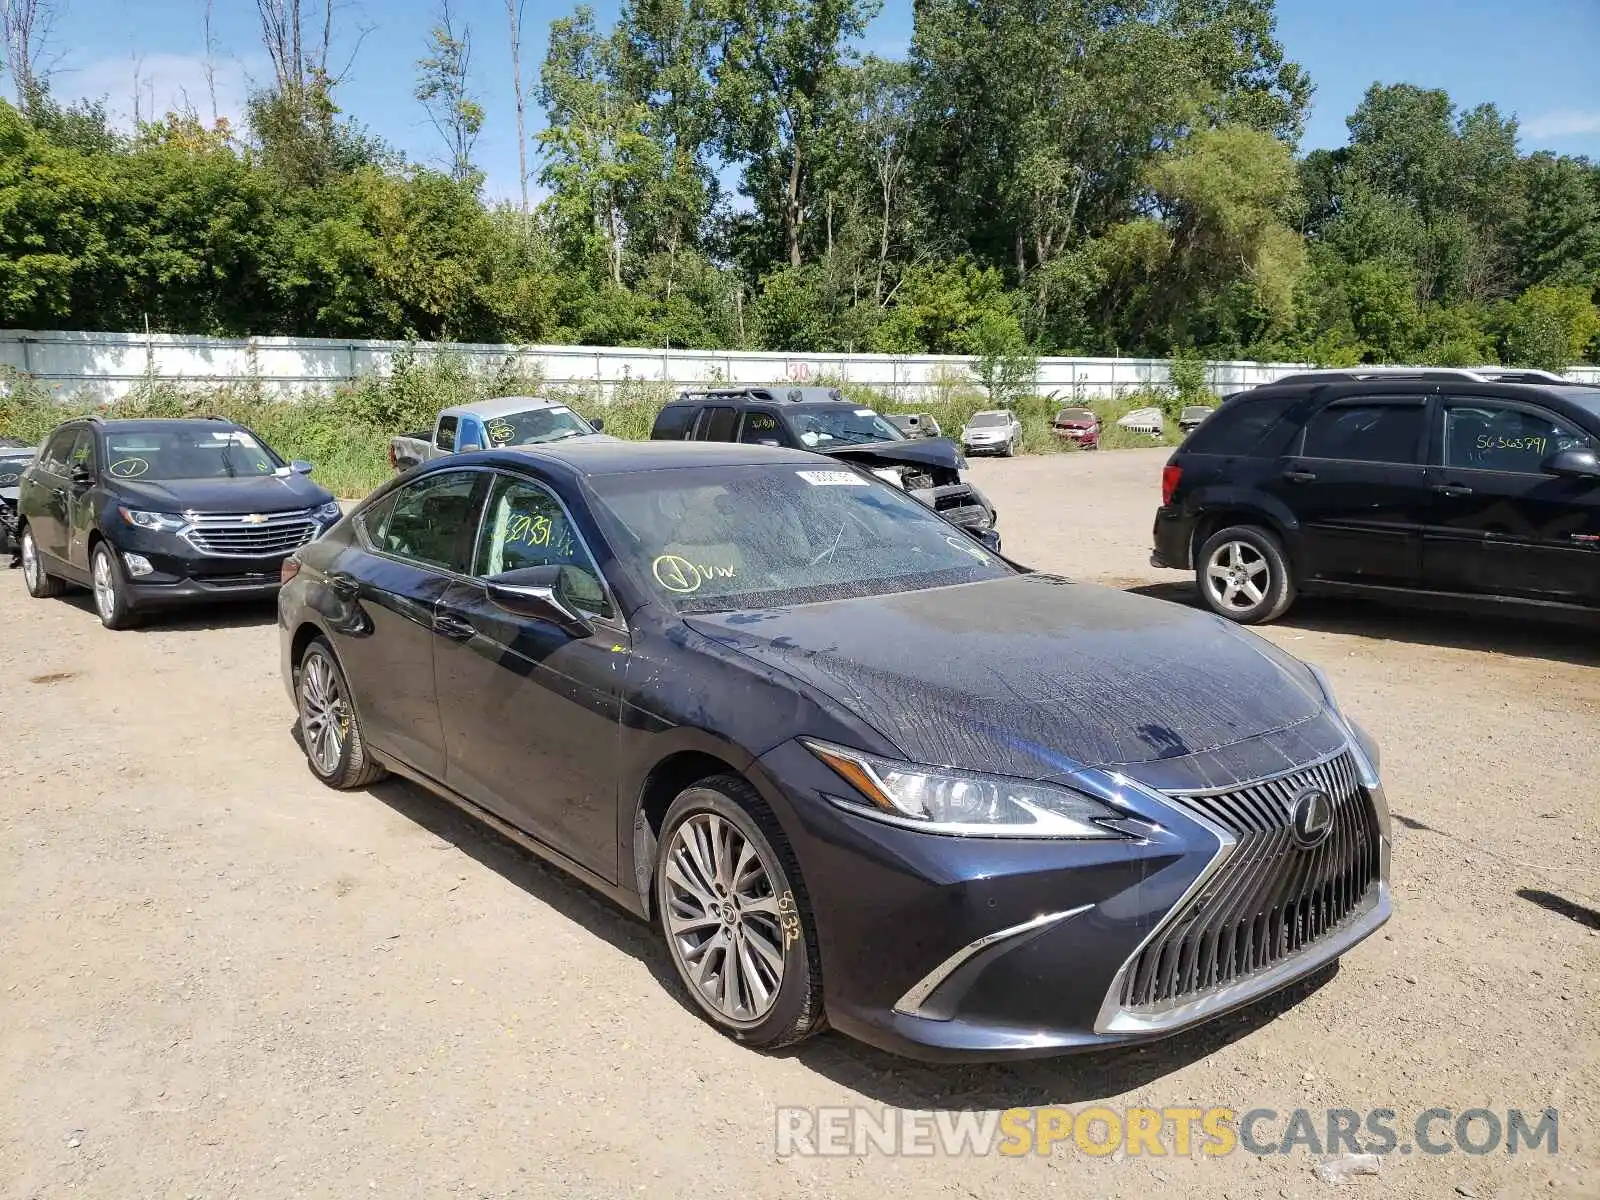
[486,420,516,445]
[652,554,737,594]
[109,457,150,478]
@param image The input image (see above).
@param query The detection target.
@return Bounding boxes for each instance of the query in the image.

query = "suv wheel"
[655,776,823,1051]
[19,526,65,598]
[1196,525,1295,624]
[91,542,139,629]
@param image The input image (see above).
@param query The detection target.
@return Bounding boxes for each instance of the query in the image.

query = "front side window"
[102,427,282,480]
[1442,402,1591,473]
[366,470,479,572]
[738,410,786,446]
[587,463,1015,613]
[68,430,96,472]
[42,429,79,474]
[1300,402,1425,464]
[474,475,612,617]
[435,416,458,452]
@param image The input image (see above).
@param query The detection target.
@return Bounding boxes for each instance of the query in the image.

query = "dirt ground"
[2,446,1596,1200]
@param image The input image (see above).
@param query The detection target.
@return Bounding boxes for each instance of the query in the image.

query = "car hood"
[826,437,964,472]
[684,574,1326,776]
[111,472,334,513]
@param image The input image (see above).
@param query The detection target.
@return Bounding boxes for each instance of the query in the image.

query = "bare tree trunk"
[876,173,893,303]
[2,0,62,112]
[203,0,219,124]
[825,193,833,258]
[1015,232,1027,281]
[507,0,530,225]
[785,141,803,268]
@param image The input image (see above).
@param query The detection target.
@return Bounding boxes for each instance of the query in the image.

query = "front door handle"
[1282,469,1318,484]
[432,612,477,641]
[1432,484,1474,498]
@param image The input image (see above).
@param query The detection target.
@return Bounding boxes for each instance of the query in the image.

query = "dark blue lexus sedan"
[277,440,1392,1061]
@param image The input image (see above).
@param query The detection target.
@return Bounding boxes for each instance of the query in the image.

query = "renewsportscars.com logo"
[774,1106,1561,1159]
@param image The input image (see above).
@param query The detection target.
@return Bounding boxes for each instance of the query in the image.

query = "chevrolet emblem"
[241,513,268,525]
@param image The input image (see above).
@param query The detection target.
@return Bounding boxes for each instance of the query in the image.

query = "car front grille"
[1119,751,1382,1012]
[183,511,318,558]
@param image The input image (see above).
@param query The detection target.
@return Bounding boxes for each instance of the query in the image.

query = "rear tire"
[655,776,823,1052]
[1196,524,1296,624]
[19,526,65,598]
[296,638,388,789]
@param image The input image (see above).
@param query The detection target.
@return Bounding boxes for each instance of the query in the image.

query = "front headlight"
[310,499,342,523]
[118,507,187,532]
[803,739,1125,838]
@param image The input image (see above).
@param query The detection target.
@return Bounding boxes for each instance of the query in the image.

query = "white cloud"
[1521,109,1600,140]
[56,51,265,131]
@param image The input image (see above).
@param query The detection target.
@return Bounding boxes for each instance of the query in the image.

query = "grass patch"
[1,355,1185,501]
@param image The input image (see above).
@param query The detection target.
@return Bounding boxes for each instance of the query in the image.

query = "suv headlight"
[310,499,342,523]
[803,739,1125,838]
[118,507,187,532]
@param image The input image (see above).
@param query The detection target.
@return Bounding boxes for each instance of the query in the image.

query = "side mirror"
[589,415,605,432]
[1542,447,1600,480]
[70,464,94,488]
[290,459,313,475]
[485,564,594,638]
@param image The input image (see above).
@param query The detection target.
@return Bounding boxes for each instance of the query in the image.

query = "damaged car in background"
[652,386,999,546]
[1,436,37,561]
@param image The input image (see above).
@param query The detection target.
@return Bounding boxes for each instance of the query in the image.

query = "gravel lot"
[2,447,1596,1199]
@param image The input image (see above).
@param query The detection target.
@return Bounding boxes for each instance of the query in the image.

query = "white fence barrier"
[3,329,1598,404]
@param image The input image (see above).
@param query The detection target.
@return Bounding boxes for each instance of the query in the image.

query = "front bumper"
[108,528,316,608]
[751,734,1391,1062]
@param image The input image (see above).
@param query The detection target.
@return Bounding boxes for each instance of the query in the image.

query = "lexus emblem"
[241,513,268,525]
[1289,787,1334,849]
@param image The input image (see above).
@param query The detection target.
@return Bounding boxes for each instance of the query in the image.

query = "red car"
[1052,407,1101,449]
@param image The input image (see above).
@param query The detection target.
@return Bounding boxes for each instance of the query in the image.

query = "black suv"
[1151,367,1600,625]
[651,387,999,543]
[16,417,341,628]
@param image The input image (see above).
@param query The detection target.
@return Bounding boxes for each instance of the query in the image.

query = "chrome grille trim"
[1095,747,1390,1036]
[181,510,319,558]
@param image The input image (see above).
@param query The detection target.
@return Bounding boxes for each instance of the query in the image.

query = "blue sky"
[19,0,1600,205]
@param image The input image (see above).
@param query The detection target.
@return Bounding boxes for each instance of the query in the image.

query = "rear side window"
[738,410,785,445]
[651,405,695,440]
[695,406,738,441]
[365,470,480,572]
[1300,402,1425,464]
[1182,396,1293,455]
[435,416,458,452]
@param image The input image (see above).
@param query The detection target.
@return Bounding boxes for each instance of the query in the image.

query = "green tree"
[415,2,485,184]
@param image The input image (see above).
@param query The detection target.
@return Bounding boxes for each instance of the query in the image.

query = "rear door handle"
[1432,484,1474,497]
[1282,469,1318,484]
[432,612,477,641]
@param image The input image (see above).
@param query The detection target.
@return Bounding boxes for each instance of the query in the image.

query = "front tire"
[19,526,65,598]
[655,776,823,1051]
[1196,524,1296,624]
[91,542,139,629]
[296,638,388,789]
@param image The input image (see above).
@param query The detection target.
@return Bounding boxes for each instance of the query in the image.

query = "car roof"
[669,386,851,406]
[88,418,248,434]
[463,438,825,476]
[442,395,573,420]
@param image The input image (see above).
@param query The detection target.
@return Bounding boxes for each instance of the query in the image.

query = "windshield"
[103,428,283,480]
[1055,409,1094,423]
[481,406,595,447]
[587,464,1014,613]
[787,407,903,448]
[967,412,1011,428]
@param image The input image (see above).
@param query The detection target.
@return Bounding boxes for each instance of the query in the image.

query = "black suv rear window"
[651,405,695,440]
[1181,395,1294,456]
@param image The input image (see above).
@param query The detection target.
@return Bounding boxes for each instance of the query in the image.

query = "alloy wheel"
[662,812,788,1025]
[92,549,117,621]
[20,530,39,590]
[1205,540,1271,613]
[300,653,348,776]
